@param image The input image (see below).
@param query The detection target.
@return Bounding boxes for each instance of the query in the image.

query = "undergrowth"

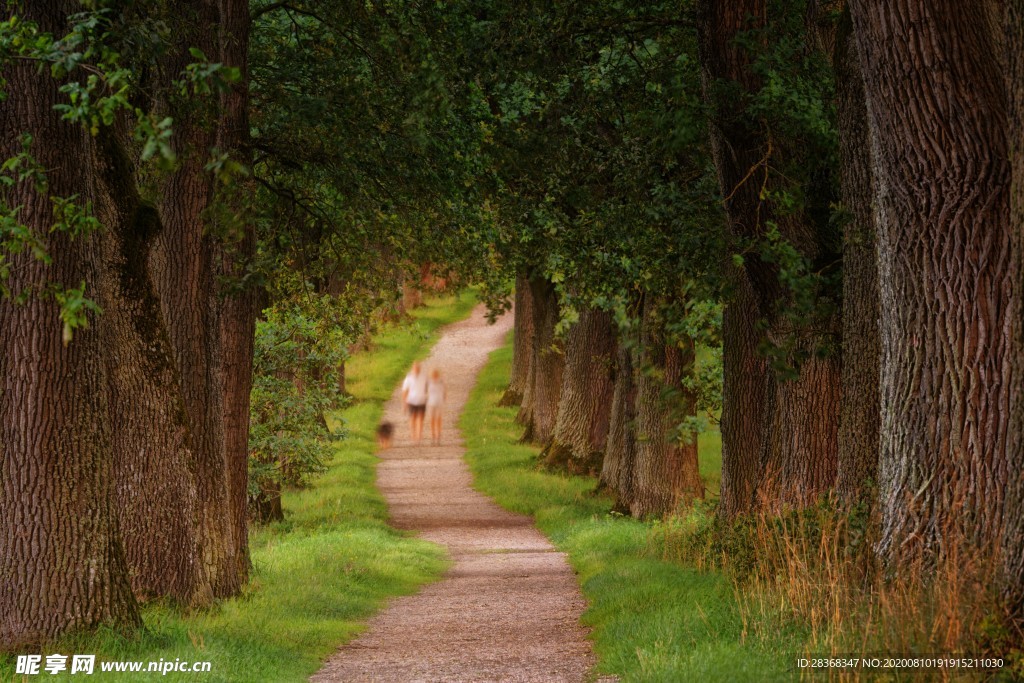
[0,289,478,683]
[653,497,1024,681]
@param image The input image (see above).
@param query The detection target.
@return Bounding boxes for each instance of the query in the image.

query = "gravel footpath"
[310,305,600,683]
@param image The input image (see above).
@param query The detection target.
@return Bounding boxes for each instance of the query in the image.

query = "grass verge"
[460,334,796,682]
[1,289,478,683]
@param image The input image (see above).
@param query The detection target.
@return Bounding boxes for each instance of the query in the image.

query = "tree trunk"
[402,267,423,310]
[501,273,534,407]
[92,126,209,606]
[849,0,1013,562]
[0,7,140,645]
[151,0,234,599]
[629,299,705,518]
[389,260,417,319]
[541,308,616,474]
[698,0,841,511]
[1005,0,1024,618]
[600,340,640,513]
[253,481,285,524]
[520,276,563,444]
[758,357,841,507]
[834,8,881,504]
[214,0,254,596]
[718,271,768,519]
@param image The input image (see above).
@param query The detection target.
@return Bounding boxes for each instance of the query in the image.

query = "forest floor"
[311,304,602,682]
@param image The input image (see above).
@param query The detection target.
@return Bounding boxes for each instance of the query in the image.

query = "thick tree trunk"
[758,356,841,507]
[834,9,881,504]
[151,0,235,599]
[502,273,534,407]
[1005,0,1024,619]
[699,0,841,511]
[214,0,254,596]
[92,126,209,606]
[629,299,704,518]
[718,272,768,518]
[541,308,616,474]
[600,340,640,513]
[520,276,563,444]
[0,7,140,645]
[850,0,1013,562]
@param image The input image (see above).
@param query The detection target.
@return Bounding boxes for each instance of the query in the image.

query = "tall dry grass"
[651,496,1024,681]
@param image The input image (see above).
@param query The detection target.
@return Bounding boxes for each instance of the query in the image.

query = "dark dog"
[376,421,394,450]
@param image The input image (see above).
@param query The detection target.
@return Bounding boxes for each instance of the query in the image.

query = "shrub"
[249,299,348,522]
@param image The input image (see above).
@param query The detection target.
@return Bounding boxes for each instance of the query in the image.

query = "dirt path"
[311,305,598,683]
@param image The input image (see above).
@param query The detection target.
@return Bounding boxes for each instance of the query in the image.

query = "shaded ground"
[311,305,599,683]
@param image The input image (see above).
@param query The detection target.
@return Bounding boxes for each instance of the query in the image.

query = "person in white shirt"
[426,368,447,445]
[401,361,428,441]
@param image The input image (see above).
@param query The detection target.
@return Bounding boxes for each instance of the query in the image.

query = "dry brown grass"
[651,497,1024,681]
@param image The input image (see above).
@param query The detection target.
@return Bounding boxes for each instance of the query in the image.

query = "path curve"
[311,304,597,682]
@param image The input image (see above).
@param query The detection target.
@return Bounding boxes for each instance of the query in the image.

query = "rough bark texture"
[850,0,1014,562]
[214,0,254,595]
[93,126,207,606]
[541,308,616,474]
[519,276,563,444]
[501,274,534,407]
[629,300,705,519]
[718,272,768,518]
[1003,0,1024,617]
[599,340,639,513]
[699,0,841,510]
[0,3,140,647]
[758,357,841,507]
[151,0,233,600]
[834,9,881,504]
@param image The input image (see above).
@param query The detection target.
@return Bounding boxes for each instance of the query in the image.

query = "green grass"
[459,334,797,681]
[1,289,479,683]
[699,429,722,497]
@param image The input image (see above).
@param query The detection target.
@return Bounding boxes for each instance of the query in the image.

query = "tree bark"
[501,273,534,407]
[718,271,768,518]
[834,8,881,504]
[1003,0,1024,617]
[849,0,1013,563]
[0,4,140,646]
[698,0,841,510]
[520,276,563,444]
[214,0,254,596]
[402,267,424,310]
[758,357,840,507]
[151,0,234,599]
[600,339,640,513]
[92,125,209,606]
[541,307,616,474]
[629,299,705,518]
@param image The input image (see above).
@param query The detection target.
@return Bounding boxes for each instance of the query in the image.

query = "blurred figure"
[402,361,428,441]
[426,368,447,445]
[376,421,394,449]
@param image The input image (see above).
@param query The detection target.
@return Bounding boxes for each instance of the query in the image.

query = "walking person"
[426,368,447,445]
[402,361,428,442]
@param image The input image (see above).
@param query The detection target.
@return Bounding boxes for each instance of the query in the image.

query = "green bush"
[249,298,348,520]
